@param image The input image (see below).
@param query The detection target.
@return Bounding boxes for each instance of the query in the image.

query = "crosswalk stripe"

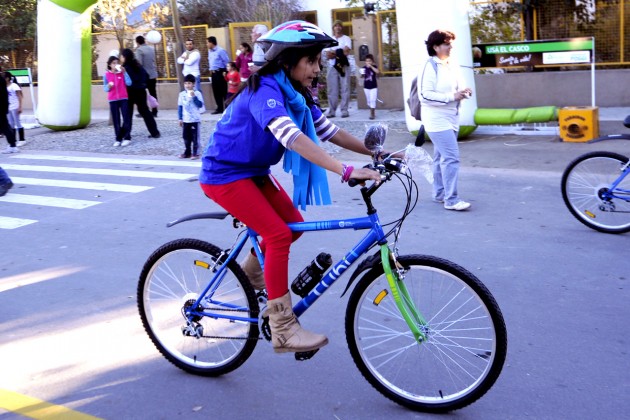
[2,164,195,180]
[0,216,38,229]
[11,177,152,192]
[0,193,100,209]
[11,153,200,167]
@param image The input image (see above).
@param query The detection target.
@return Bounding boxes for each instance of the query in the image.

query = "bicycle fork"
[380,245,428,343]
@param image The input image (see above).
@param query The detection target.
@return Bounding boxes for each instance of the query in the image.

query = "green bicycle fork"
[380,245,428,343]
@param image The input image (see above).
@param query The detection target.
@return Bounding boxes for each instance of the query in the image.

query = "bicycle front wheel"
[138,239,259,376]
[561,151,630,233]
[346,255,507,413]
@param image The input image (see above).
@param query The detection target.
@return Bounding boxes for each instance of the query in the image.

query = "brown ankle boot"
[264,292,328,353]
[240,252,266,290]
[369,108,375,120]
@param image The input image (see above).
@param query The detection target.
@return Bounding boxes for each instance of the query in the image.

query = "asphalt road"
[1,133,629,419]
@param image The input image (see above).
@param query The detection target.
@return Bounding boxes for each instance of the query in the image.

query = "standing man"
[206,36,229,114]
[323,20,352,118]
[177,39,201,92]
[135,35,159,117]
[250,24,269,69]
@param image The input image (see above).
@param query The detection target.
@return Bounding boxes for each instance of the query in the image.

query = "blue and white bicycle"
[137,130,507,413]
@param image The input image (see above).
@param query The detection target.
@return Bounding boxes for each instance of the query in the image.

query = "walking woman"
[199,21,380,355]
[420,29,473,211]
[120,48,161,139]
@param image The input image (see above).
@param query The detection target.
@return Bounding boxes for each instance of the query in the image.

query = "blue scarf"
[273,71,331,210]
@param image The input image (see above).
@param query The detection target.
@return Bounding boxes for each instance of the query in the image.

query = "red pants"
[200,176,303,299]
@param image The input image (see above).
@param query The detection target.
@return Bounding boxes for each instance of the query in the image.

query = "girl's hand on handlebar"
[350,167,381,184]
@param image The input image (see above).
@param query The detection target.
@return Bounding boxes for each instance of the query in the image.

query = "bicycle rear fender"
[166,212,230,227]
[341,250,382,297]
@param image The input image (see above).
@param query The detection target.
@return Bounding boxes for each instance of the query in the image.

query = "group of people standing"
[0,67,20,195]
[169,25,269,159]
[103,36,161,147]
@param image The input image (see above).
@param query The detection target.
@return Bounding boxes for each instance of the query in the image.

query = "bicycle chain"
[187,306,263,341]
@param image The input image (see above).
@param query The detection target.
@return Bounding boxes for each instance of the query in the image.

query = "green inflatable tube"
[474,106,558,125]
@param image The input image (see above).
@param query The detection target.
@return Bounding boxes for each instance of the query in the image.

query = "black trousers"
[0,114,16,147]
[211,69,227,112]
[127,88,160,137]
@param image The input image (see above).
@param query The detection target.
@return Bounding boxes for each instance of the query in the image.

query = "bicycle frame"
[187,212,387,324]
[605,162,630,201]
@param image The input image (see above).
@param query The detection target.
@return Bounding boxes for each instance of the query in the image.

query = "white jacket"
[419,56,464,132]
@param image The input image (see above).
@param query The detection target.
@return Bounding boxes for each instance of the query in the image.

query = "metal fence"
[2,2,627,83]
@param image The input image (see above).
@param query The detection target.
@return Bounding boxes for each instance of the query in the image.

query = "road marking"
[11,153,201,167]
[2,164,195,180]
[0,389,102,419]
[10,177,152,192]
[0,194,100,209]
[0,216,38,229]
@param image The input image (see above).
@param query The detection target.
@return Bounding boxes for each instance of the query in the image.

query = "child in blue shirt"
[178,74,205,159]
[199,21,381,355]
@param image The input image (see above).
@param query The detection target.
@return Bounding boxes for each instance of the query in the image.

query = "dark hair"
[3,71,16,83]
[185,39,194,44]
[426,29,456,56]
[240,42,252,53]
[227,61,237,70]
[121,48,140,69]
[226,44,323,107]
[136,35,145,45]
[207,36,217,45]
[184,74,196,83]
[106,56,119,70]
[365,54,374,61]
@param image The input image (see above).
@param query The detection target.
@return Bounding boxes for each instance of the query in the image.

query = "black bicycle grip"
[348,178,361,187]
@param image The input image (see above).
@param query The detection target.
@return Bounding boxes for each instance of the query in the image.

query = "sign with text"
[7,68,33,85]
[472,38,594,68]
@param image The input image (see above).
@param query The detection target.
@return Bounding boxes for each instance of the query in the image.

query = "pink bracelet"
[341,164,354,183]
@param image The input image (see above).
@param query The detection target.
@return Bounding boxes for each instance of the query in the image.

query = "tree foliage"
[176,0,304,27]
[94,0,170,50]
[0,0,37,50]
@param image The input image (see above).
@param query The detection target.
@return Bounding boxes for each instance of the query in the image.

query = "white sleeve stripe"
[269,116,301,148]
[319,125,339,142]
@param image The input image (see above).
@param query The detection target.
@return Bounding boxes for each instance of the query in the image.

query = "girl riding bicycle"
[199,21,380,355]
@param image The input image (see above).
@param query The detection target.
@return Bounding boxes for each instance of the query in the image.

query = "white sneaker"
[121,140,131,146]
[17,140,26,146]
[113,141,121,147]
[1,146,19,154]
[444,201,471,211]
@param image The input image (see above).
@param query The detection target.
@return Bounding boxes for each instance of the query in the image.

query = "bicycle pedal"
[295,349,319,361]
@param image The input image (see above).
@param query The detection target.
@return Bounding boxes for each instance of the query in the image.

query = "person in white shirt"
[177,39,201,91]
[323,20,352,118]
[251,24,269,69]
[420,29,473,211]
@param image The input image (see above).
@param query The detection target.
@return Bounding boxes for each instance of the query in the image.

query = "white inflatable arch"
[37,0,98,130]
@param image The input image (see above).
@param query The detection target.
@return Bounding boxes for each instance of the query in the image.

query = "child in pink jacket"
[103,56,132,146]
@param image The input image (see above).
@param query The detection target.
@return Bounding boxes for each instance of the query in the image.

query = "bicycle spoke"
[347,255,506,412]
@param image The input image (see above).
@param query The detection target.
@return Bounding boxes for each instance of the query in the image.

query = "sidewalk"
[10,104,630,172]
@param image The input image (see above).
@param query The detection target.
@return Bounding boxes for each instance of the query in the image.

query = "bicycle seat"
[623,114,630,129]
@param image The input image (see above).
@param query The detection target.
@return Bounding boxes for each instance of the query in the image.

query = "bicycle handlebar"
[347,157,408,188]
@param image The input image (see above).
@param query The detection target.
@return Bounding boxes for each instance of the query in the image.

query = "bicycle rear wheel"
[346,255,507,413]
[561,151,630,233]
[138,239,259,376]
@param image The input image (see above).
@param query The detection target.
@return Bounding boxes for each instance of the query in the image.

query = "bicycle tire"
[345,255,507,413]
[561,151,630,234]
[138,238,259,376]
